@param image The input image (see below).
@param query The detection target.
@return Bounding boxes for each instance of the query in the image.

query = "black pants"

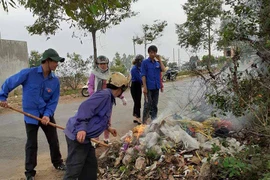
[25,116,63,177]
[130,81,142,118]
[143,89,159,123]
[64,136,97,180]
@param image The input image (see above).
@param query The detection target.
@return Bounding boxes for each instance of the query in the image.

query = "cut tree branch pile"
[97,116,244,180]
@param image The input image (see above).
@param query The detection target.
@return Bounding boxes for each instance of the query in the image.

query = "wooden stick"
[7,106,109,147]
[8,106,65,130]
[91,138,110,147]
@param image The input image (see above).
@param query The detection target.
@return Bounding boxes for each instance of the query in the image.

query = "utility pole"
[173,48,175,62]
[132,36,136,56]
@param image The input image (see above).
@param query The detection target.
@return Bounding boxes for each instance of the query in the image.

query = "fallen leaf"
[190,156,201,165]
[169,174,175,180]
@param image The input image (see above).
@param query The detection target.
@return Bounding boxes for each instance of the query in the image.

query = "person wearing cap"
[87,55,127,145]
[0,48,66,180]
[130,54,144,124]
[64,72,129,180]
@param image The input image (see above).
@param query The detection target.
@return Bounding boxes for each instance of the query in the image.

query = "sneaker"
[55,163,66,171]
[135,118,142,125]
[133,119,138,123]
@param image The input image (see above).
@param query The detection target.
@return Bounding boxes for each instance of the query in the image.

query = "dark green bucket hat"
[40,48,65,63]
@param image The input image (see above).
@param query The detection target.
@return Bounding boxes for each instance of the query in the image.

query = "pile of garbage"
[97,116,244,180]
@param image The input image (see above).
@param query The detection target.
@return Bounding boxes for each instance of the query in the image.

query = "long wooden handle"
[8,106,65,130]
[91,138,109,147]
[6,106,109,147]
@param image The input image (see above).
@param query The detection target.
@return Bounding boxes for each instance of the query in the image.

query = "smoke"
[154,61,259,131]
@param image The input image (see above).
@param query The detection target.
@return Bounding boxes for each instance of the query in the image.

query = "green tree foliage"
[57,53,90,90]
[161,56,169,67]
[19,0,137,62]
[205,0,270,127]
[218,0,270,49]
[134,20,168,57]
[121,53,134,71]
[74,0,137,63]
[1,0,16,12]
[110,52,128,75]
[29,50,42,67]
[216,56,227,64]
[176,0,223,76]
[200,55,216,67]
[168,62,178,68]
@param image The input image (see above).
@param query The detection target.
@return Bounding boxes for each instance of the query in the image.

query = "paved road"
[0,77,202,179]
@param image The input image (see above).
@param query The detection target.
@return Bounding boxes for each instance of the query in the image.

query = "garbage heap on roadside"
[98,115,244,180]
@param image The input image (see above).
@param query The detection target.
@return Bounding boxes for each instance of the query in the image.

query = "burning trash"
[97,117,244,180]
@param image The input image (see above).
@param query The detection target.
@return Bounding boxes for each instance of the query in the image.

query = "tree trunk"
[91,30,97,67]
[144,42,147,58]
[208,19,211,66]
[207,18,215,79]
[144,32,147,58]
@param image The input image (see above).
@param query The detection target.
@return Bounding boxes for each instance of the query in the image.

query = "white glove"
[122,97,127,106]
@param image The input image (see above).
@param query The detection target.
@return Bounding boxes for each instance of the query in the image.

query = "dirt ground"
[8,148,107,180]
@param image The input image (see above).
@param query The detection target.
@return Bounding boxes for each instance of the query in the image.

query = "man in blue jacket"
[63,72,129,180]
[141,45,165,124]
[0,48,66,180]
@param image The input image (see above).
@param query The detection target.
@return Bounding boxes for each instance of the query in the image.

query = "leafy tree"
[29,50,42,67]
[1,0,16,12]
[204,0,270,127]
[168,62,178,68]
[161,56,169,67]
[110,52,127,75]
[121,53,134,71]
[176,0,223,78]
[19,0,137,64]
[216,56,227,64]
[181,61,191,71]
[74,0,137,64]
[134,20,168,57]
[200,55,216,67]
[218,0,270,50]
[57,53,90,90]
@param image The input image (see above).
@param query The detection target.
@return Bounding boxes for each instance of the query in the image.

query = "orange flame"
[133,124,146,139]
[125,136,132,143]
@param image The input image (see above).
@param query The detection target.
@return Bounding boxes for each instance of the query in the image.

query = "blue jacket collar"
[147,57,156,63]
[37,65,55,78]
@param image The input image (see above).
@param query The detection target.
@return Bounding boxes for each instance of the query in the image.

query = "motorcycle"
[81,83,89,97]
[162,69,178,82]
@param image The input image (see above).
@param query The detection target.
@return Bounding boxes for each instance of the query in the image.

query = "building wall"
[0,39,28,86]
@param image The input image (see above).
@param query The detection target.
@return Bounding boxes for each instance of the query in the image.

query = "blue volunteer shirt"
[0,66,60,125]
[141,57,161,90]
[131,65,142,84]
[64,89,115,143]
